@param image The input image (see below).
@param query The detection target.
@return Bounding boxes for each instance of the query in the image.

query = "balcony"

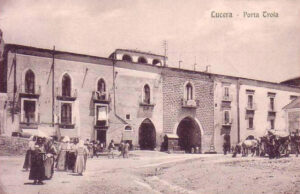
[182,99,199,108]
[222,94,233,102]
[56,88,77,101]
[58,116,76,129]
[19,113,40,129]
[92,91,111,104]
[268,105,276,113]
[18,84,41,98]
[222,118,233,127]
[245,103,257,111]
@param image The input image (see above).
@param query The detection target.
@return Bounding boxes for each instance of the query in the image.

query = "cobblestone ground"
[0,151,299,194]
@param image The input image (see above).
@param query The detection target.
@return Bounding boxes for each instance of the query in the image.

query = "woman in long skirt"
[29,137,45,185]
[44,139,57,179]
[57,136,70,171]
[67,140,77,171]
[23,136,36,170]
[74,140,89,176]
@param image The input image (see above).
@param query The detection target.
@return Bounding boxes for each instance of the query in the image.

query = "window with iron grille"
[23,100,36,123]
[61,103,72,124]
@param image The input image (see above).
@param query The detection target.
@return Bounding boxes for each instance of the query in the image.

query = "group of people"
[23,135,89,185]
[84,139,131,159]
[56,136,89,175]
[231,129,300,159]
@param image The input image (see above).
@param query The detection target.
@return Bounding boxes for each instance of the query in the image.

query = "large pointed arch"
[174,116,203,153]
[138,118,156,150]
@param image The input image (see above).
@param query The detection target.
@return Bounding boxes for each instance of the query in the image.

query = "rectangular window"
[248,117,254,129]
[270,97,274,111]
[61,103,72,124]
[248,95,253,108]
[270,119,275,129]
[126,114,130,120]
[96,105,108,126]
[224,87,229,97]
[23,100,36,123]
[224,111,230,124]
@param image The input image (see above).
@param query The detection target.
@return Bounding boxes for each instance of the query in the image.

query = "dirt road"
[0,151,299,194]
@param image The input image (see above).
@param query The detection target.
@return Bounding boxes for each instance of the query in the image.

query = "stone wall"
[0,136,29,156]
[162,68,214,152]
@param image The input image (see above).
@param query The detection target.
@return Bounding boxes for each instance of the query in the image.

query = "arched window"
[61,103,72,124]
[96,79,106,100]
[143,84,150,104]
[186,83,193,100]
[152,59,161,66]
[122,54,132,62]
[138,57,147,64]
[25,69,35,94]
[62,74,71,97]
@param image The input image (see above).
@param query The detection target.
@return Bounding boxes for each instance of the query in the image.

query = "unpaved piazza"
[0,151,299,194]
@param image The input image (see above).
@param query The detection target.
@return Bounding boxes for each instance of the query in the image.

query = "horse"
[241,139,259,157]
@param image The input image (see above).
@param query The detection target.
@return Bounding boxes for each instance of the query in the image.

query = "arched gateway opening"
[139,119,156,150]
[177,117,201,153]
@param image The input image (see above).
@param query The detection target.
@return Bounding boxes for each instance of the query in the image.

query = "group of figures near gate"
[22,136,131,185]
[225,130,300,159]
[85,140,131,159]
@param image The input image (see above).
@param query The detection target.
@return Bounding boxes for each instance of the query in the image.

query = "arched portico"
[138,118,156,150]
[175,116,202,153]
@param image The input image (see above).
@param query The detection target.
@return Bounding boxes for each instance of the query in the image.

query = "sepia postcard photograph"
[0,0,299,193]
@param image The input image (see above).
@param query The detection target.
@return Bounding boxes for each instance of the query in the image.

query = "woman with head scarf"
[23,136,36,171]
[29,137,46,184]
[74,140,89,176]
[57,136,70,171]
[44,138,57,179]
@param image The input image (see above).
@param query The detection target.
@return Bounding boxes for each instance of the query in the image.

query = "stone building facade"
[0,30,299,153]
[162,68,214,153]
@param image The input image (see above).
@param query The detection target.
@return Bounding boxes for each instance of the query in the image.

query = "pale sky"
[0,0,299,83]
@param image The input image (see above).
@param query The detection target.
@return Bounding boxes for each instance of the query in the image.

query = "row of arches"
[138,117,202,152]
[122,54,162,66]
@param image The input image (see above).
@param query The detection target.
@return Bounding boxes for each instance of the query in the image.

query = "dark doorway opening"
[177,117,201,153]
[97,130,106,146]
[139,119,156,150]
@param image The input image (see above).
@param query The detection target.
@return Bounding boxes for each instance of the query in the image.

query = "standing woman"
[23,136,36,171]
[44,139,57,179]
[68,138,77,172]
[57,136,70,171]
[74,140,89,176]
[29,137,46,185]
